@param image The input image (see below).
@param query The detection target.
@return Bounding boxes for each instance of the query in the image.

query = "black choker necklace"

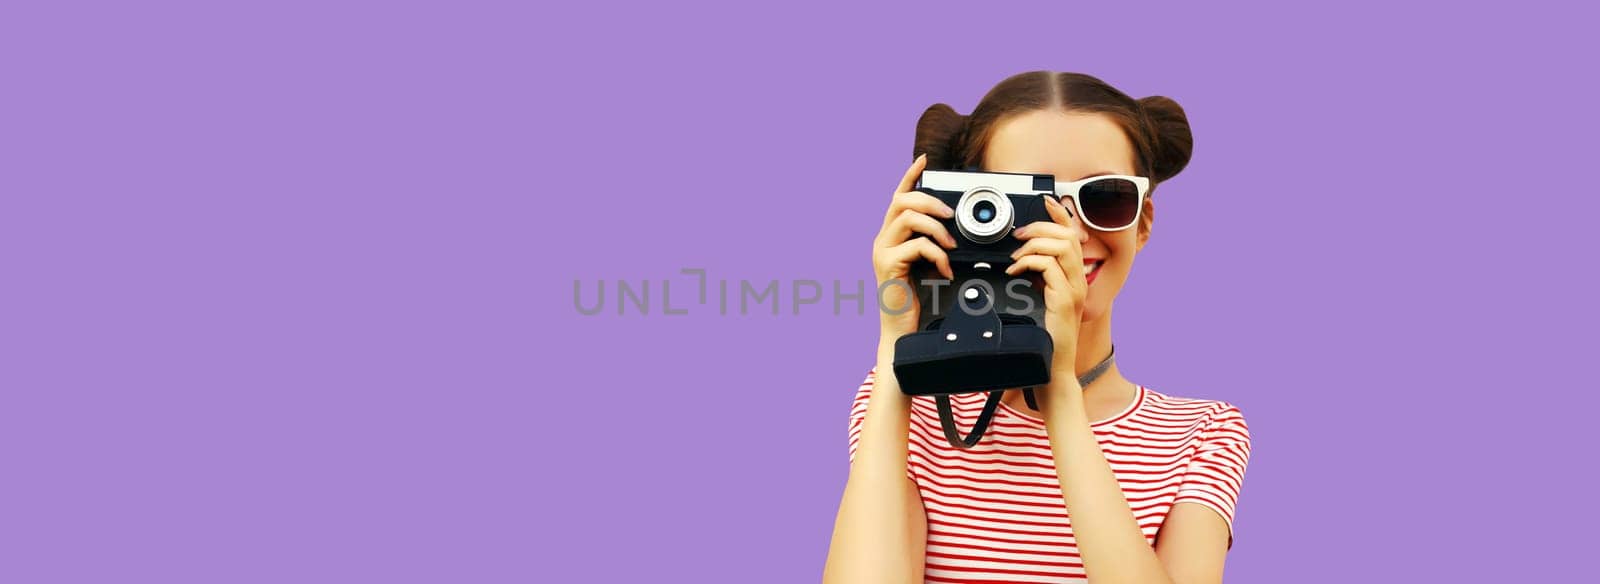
[1022,343,1116,410]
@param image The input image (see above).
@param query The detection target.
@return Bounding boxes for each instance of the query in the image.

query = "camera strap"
[936,344,1117,449]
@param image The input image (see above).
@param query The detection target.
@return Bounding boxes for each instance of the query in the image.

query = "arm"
[1040,379,1232,584]
[822,340,927,584]
[825,152,951,583]
[1009,186,1241,583]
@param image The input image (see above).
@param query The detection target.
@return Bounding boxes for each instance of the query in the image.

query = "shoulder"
[1139,387,1250,438]
[1141,387,1245,417]
[848,367,881,425]
[851,366,878,400]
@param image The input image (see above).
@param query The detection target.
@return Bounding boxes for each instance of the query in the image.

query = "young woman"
[823,71,1252,584]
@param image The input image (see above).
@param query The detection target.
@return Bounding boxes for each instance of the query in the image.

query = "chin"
[1082,284,1119,323]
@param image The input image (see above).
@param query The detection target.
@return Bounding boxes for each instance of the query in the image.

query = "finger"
[885,237,953,280]
[894,153,929,196]
[1048,197,1090,243]
[1013,220,1076,241]
[883,190,955,225]
[1062,246,1088,287]
[1005,255,1068,294]
[1045,194,1075,222]
[883,209,958,249]
[1008,237,1074,261]
[1010,239,1084,283]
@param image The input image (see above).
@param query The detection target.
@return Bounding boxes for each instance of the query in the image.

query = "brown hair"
[913,71,1194,190]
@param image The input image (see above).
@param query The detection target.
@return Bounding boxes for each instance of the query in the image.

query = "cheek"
[1106,234,1139,262]
[1093,235,1138,292]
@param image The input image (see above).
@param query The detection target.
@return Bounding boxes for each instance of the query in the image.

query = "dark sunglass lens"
[1080,178,1139,228]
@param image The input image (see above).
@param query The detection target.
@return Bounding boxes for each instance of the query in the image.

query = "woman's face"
[982,109,1152,324]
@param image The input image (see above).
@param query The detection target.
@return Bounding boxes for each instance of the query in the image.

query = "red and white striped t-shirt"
[846,367,1251,583]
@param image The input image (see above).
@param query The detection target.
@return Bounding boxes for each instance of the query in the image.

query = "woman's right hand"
[872,153,958,340]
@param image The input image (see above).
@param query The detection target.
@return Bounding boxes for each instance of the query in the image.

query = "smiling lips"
[1085,259,1104,284]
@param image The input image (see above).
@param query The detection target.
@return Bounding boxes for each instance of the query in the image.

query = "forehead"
[983,110,1136,180]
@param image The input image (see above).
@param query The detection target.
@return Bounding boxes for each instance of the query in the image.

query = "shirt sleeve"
[846,367,917,483]
[1172,403,1252,549]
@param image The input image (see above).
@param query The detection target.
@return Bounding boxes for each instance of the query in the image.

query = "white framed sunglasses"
[1053,174,1150,232]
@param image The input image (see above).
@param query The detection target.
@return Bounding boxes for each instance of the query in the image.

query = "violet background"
[3,0,1595,582]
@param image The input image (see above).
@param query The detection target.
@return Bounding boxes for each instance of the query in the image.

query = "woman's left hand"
[1004,196,1089,379]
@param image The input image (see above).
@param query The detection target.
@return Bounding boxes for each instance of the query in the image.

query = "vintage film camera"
[893,169,1060,448]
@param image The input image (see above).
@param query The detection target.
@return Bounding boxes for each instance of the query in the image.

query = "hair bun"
[913,103,969,169]
[1136,96,1194,184]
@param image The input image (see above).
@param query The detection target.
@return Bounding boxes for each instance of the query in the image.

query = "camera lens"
[973,200,996,223]
[954,187,1013,244]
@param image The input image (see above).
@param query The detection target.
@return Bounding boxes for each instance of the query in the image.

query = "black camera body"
[893,169,1061,410]
[917,169,1059,268]
[891,168,1063,448]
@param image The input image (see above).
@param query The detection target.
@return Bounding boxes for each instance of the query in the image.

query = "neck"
[1072,304,1120,394]
[1003,304,1135,418]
